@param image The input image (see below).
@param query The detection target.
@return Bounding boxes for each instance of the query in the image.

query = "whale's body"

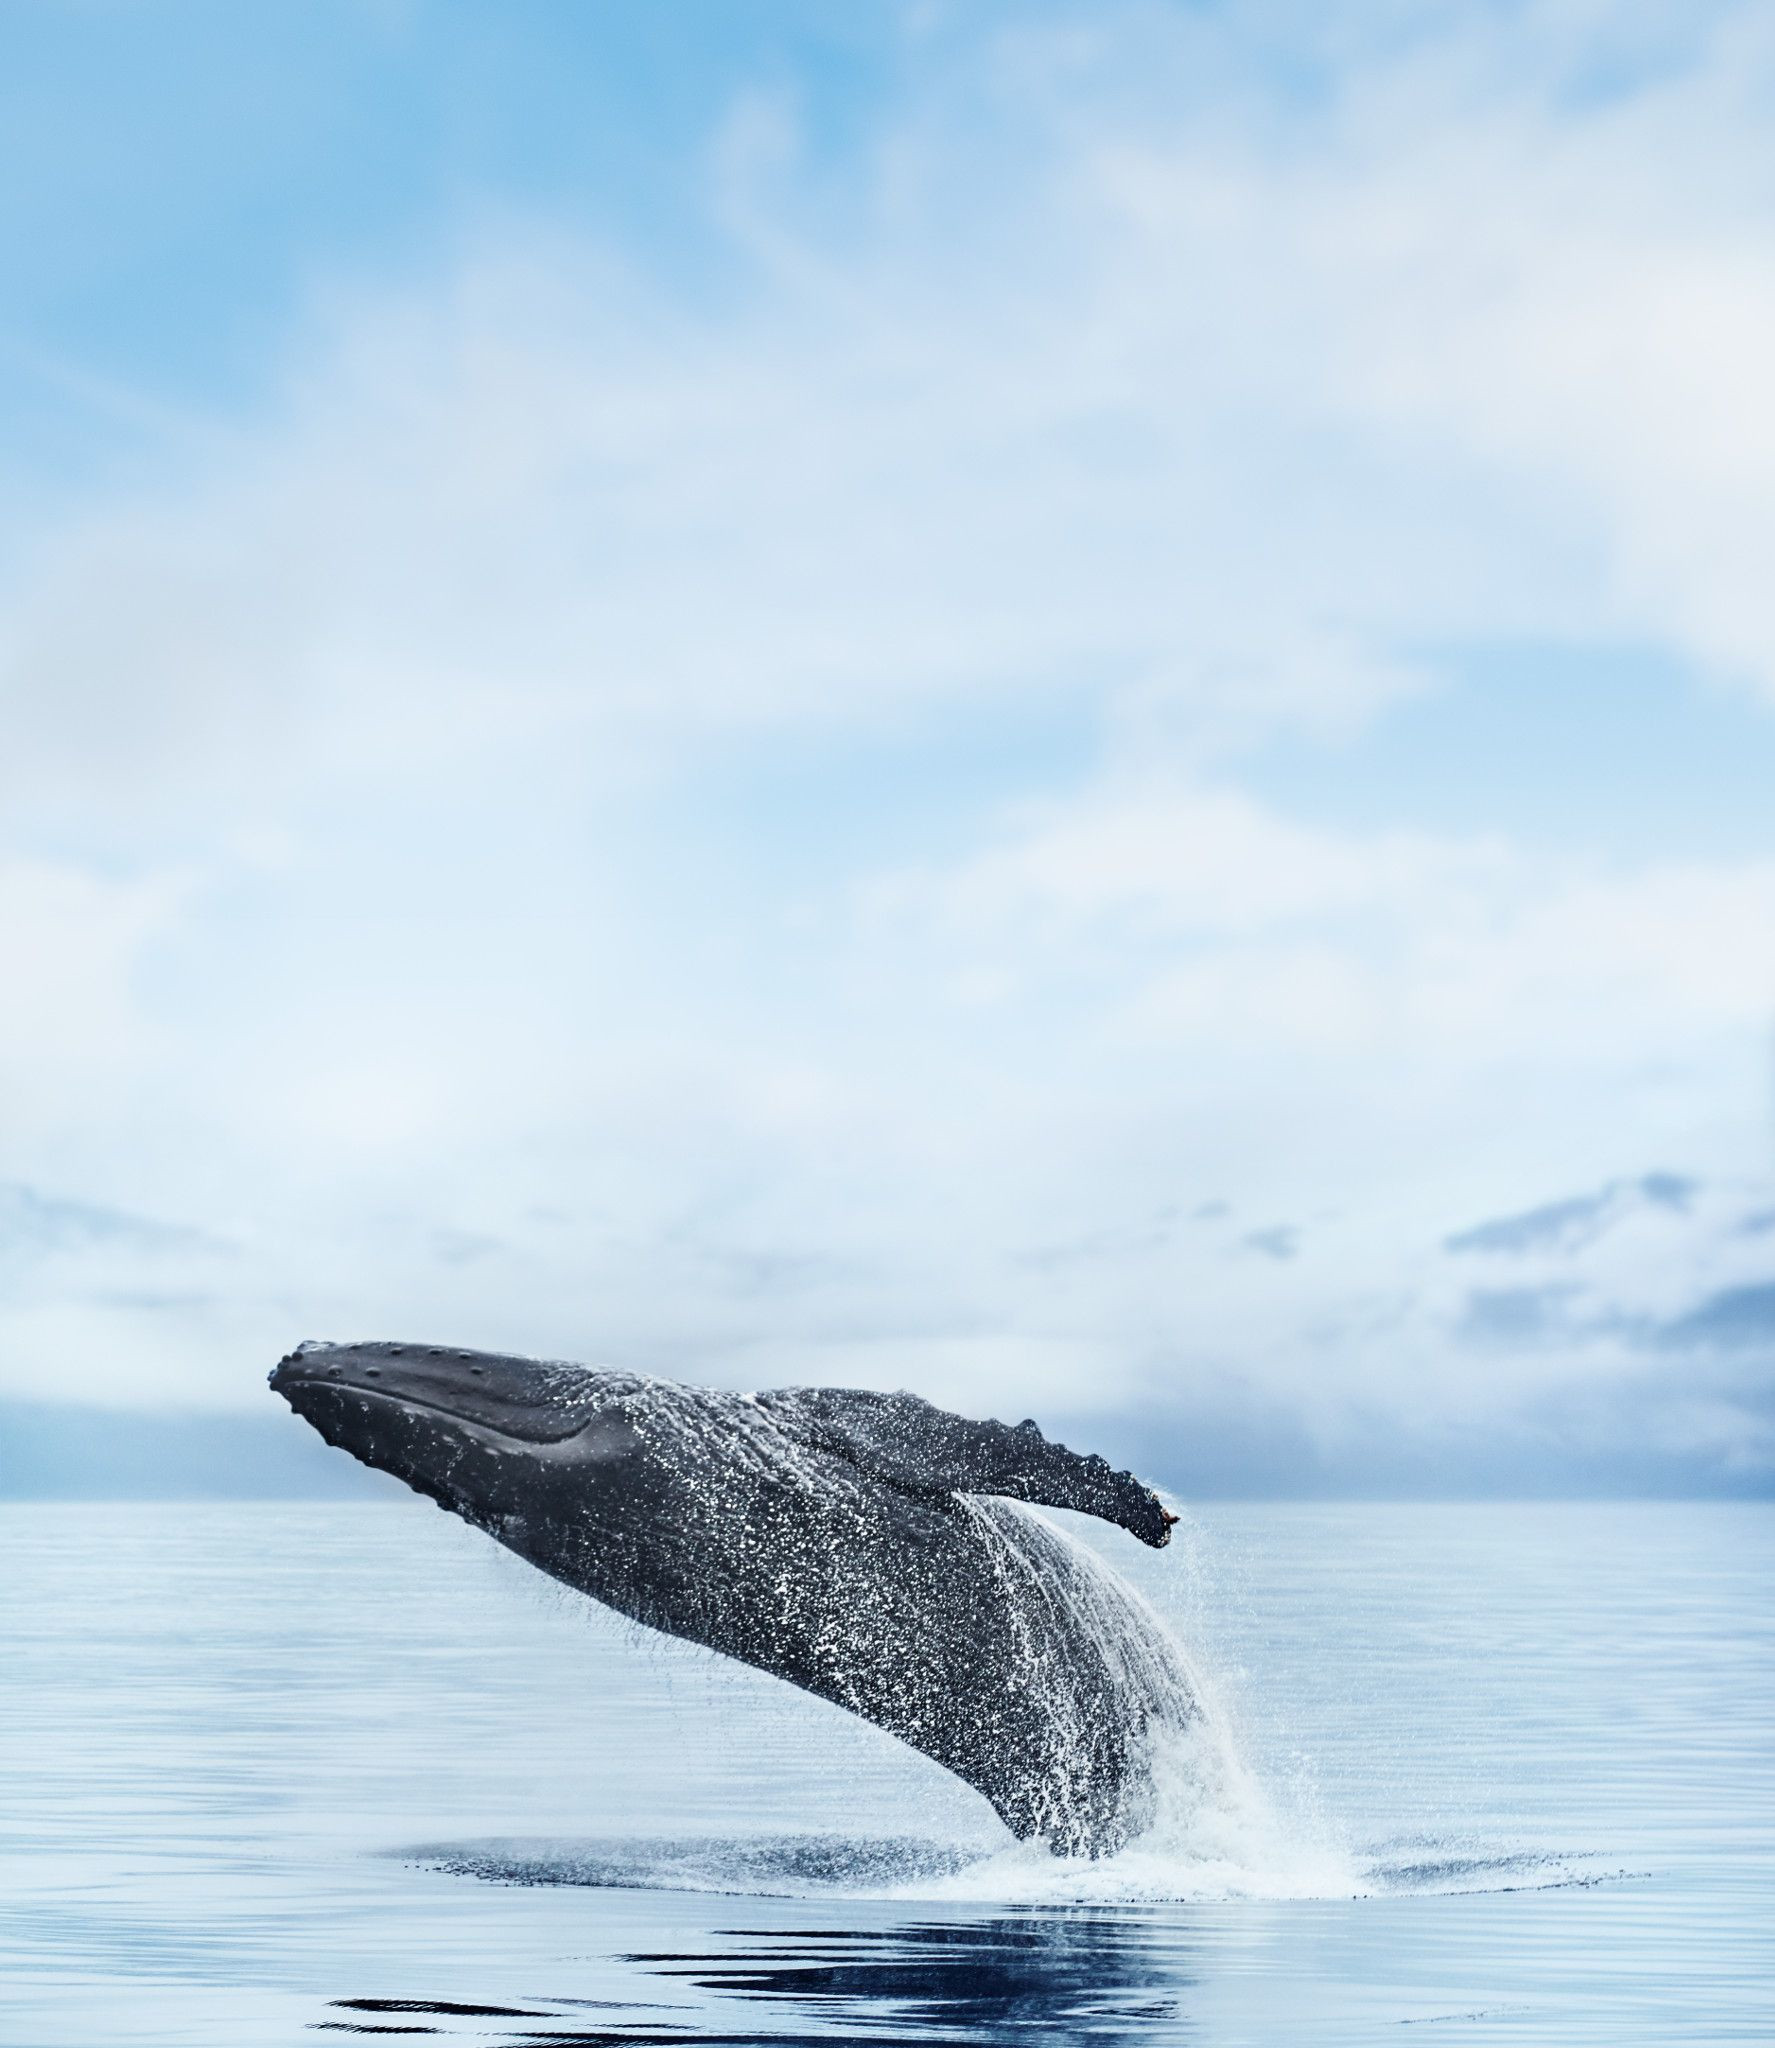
[270,1341,1192,1856]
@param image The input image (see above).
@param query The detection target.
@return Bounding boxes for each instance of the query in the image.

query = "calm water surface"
[3,1500,1771,2044]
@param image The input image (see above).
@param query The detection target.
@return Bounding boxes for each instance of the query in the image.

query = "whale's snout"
[270,1340,646,1553]
[270,1339,610,1531]
[270,1340,595,1445]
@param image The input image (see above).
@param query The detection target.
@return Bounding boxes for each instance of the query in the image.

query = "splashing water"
[929,1496,1365,1901]
[412,1830,1622,1903]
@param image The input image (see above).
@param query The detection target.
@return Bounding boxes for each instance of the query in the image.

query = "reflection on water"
[650,1914,1193,2043]
[315,1912,1196,2044]
[318,1997,555,2034]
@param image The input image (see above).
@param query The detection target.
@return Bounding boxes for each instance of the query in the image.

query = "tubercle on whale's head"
[268,1340,640,1542]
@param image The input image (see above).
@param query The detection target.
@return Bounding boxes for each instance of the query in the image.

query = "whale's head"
[269,1340,652,1564]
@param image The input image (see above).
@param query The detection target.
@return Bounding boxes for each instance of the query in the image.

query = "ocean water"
[2,1498,1771,2045]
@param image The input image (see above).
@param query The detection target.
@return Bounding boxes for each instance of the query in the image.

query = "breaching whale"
[269,1341,1191,1856]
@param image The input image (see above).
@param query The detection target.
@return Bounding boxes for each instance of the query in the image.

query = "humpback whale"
[269,1341,1191,1856]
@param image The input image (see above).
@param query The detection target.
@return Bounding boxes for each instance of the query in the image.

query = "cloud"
[1242,1227,1299,1262]
[0,1183,235,1378]
[1456,1285,1578,1346]
[0,1183,224,1263]
[1061,1,1775,699]
[0,860,183,1115]
[1658,1282,1775,1352]
[1446,1173,1701,1256]
[875,779,1775,1254]
[0,3,1773,1495]
[10,4,1775,826]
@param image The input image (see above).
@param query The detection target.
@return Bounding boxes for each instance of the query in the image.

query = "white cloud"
[10,4,1775,812]
[0,860,183,1111]
[2,1,1774,1485]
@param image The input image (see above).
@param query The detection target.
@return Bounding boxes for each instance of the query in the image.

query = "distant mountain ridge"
[3,1396,1770,1501]
[0,1400,389,1499]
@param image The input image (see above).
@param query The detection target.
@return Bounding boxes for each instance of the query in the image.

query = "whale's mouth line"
[275,1375,581,1449]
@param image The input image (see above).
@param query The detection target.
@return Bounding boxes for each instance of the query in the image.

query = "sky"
[3,0,1774,1496]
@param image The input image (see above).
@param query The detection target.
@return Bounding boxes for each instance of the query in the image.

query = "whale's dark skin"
[269,1340,1191,1856]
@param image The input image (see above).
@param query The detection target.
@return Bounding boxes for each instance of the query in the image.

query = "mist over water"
[4,1499,1770,2043]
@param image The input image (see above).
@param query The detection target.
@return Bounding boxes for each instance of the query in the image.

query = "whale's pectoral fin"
[764,1388,1176,1547]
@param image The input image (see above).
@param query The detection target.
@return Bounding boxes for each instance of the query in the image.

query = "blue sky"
[3,0,1774,1495]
